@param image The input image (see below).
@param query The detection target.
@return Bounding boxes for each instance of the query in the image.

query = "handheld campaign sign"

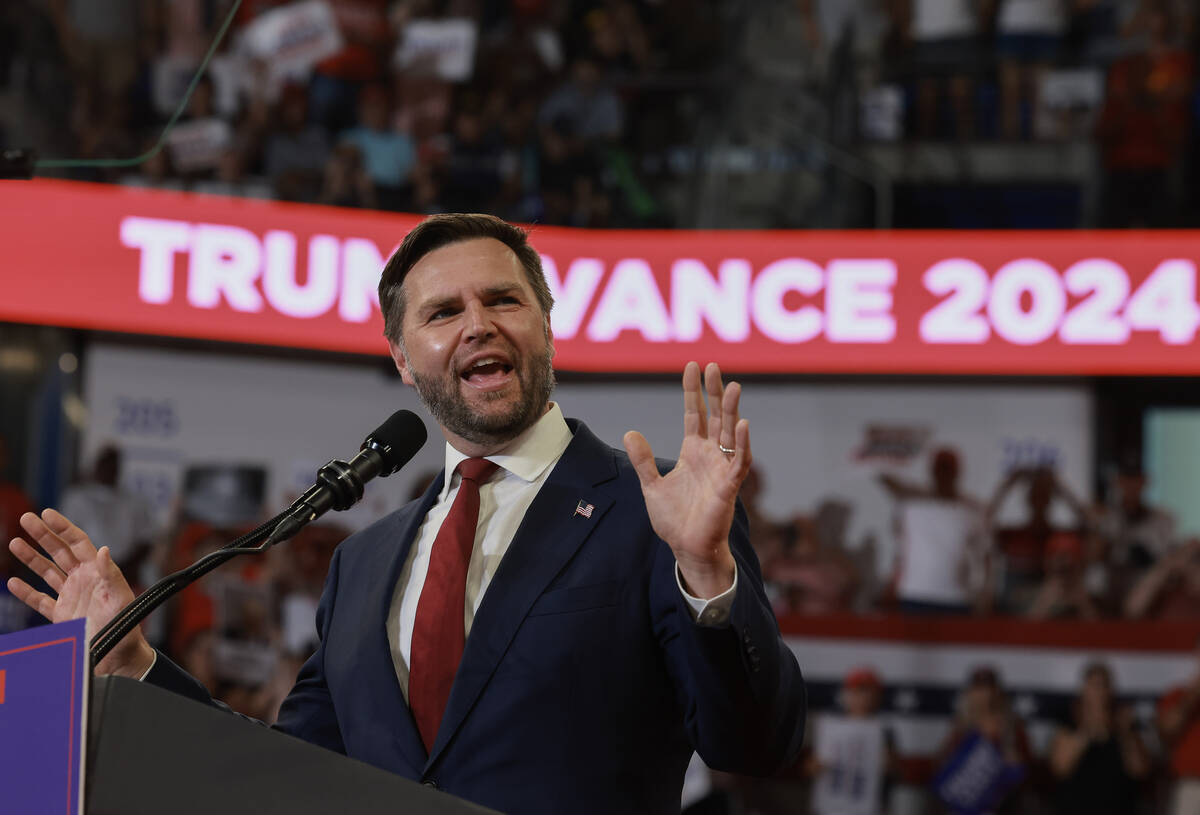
[932,731,1025,815]
[0,619,89,815]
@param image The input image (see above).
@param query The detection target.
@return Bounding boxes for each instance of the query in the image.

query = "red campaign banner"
[3,178,1200,375]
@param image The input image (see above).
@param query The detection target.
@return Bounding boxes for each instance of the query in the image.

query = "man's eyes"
[427,296,521,321]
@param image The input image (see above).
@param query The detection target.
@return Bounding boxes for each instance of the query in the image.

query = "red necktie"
[409,457,499,753]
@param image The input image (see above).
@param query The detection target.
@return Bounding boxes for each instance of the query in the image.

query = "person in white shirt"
[59,445,157,579]
[879,446,991,614]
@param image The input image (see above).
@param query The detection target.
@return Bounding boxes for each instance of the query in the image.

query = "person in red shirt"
[1158,643,1200,815]
[986,466,1092,614]
[309,0,394,131]
[0,434,33,544]
[0,434,36,633]
[1096,1,1194,227]
[1027,531,1102,620]
[767,515,860,616]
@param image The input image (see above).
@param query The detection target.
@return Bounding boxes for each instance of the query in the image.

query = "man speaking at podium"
[8,214,806,814]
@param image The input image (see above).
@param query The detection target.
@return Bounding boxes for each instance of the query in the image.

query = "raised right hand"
[7,509,156,678]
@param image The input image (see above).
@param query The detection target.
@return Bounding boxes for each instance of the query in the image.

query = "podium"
[86,676,502,815]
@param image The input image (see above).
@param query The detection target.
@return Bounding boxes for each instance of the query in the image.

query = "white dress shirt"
[386,403,737,700]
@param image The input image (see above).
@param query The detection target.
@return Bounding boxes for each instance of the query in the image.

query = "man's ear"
[545,316,555,357]
[388,339,416,386]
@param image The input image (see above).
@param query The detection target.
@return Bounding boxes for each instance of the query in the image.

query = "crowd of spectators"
[750,443,1193,625]
[768,0,1200,226]
[4,0,1199,228]
[695,653,1200,814]
[0,440,347,722]
[1,0,730,227]
[703,652,1200,814]
[775,0,1195,138]
[2,434,1198,814]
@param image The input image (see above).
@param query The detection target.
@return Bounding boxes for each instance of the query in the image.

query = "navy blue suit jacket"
[150,419,805,814]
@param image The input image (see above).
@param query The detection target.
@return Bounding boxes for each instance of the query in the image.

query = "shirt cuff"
[137,650,158,681]
[676,562,738,627]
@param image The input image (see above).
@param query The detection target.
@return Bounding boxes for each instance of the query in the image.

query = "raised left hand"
[623,361,751,599]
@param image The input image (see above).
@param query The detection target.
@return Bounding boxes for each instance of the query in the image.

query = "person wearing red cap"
[807,667,896,815]
[844,667,881,692]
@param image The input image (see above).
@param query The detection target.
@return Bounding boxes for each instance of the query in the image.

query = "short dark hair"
[1082,661,1112,686]
[967,666,1000,689]
[378,213,553,343]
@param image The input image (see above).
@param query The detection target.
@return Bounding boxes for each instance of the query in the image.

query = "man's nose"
[462,300,495,340]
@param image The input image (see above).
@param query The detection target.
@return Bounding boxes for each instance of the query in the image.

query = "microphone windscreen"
[365,409,427,476]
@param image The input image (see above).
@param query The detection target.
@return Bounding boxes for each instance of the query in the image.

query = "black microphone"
[265,409,427,546]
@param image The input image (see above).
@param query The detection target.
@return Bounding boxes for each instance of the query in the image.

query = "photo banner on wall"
[4,179,1200,375]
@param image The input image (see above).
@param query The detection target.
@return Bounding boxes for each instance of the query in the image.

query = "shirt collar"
[441,403,572,497]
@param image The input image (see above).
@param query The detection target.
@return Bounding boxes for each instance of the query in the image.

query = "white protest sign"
[166,118,234,172]
[238,0,343,82]
[393,18,478,81]
[860,85,904,142]
[812,715,886,815]
[1036,68,1105,139]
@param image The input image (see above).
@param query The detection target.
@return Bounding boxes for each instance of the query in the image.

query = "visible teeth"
[471,358,498,369]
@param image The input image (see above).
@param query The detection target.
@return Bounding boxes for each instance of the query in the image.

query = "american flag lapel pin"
[574,499,594,519]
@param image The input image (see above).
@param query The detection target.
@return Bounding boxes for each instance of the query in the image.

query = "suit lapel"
[363,473,443,774]
[425,422,618,768]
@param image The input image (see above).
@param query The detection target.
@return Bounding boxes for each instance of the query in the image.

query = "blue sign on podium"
[0,619,89,815]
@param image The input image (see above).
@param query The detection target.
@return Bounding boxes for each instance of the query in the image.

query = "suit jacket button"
[423,779,438,789]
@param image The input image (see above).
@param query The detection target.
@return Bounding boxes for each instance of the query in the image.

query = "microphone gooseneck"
[264,410,427,546]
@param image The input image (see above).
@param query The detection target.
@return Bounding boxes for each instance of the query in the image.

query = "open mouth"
[461,357,516,390]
